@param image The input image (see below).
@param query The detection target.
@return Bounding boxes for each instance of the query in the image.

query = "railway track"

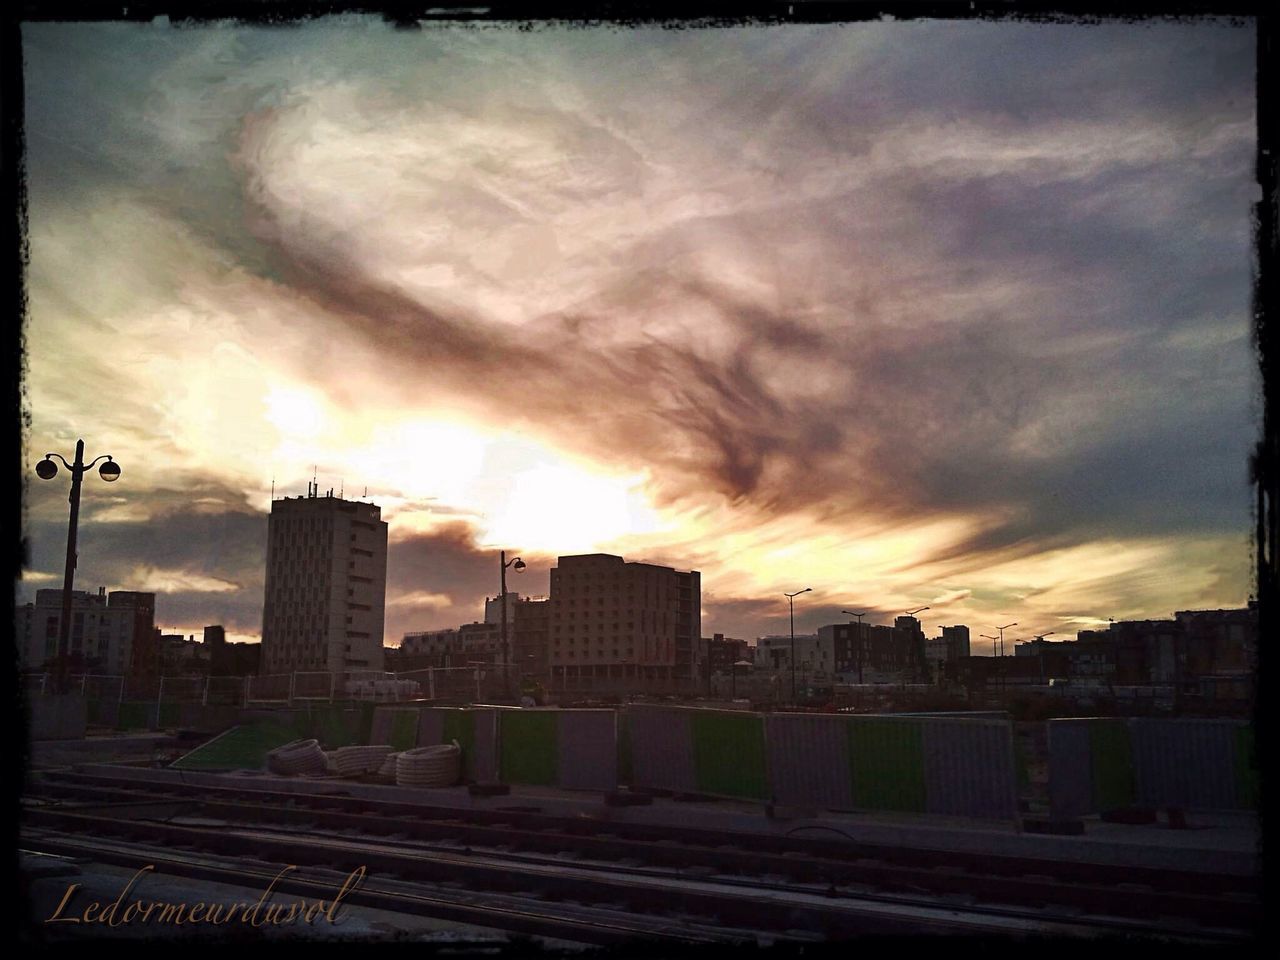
[21,767,1259,943]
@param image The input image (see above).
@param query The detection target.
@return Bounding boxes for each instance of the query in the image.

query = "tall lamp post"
[785,587,811,703]
[499,551,525,700]
[993,621,1017,695]
[842,610,867,683]
[35,440,120,694]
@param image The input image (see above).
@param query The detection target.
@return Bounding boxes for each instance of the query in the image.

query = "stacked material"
[265,738,327,776]
[396,742,461,787]
[376,752,401,780]
[331,744,394,777]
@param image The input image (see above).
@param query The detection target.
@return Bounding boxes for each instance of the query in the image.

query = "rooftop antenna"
[270,475,275,503]
[363,485,368,499]
[311,465,317,498]
[340,479,344,499]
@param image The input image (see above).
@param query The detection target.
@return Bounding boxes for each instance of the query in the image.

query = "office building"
[14,587,156,675]
[260,483,388,675]
[548,553,701,681]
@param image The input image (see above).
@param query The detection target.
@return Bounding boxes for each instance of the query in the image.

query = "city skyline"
[19,19,1259,652]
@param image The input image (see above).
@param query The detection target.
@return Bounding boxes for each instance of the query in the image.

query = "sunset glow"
[18,19,1257,652]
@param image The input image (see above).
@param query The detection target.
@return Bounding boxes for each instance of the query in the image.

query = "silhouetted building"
[513,596,551,679]
[926,625,971,682]
[549,553,701,683]
[15,587,156,675]
[704,633,751,673]
[260,483,387,675]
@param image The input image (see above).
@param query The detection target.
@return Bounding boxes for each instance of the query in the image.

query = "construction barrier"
[627,705,768,801]
[497,709,617,791]
[764,713,1019,819]
[1048,717,1257,818]
[297,703,374,748]
[417,708,500,782]
[370,706,422,751]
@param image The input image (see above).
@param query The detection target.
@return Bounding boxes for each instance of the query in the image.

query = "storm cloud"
[18,19,1258,647]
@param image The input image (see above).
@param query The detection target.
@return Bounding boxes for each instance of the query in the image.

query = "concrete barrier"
[497,709,617,791]
[1049,717,1256,817]
[766,713,1019,820]
[627,705,768,801]
[370,706,421,751]
[418,708,499,782]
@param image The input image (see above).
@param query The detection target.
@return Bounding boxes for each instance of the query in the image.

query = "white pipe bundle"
[331,744,394,777]
[266,738,327,776]
[395,742,461,787]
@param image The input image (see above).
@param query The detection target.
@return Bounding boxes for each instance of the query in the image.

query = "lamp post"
[499,551,525,700]
[785,588,811,703]
[992,622,1017,695]
[35,440,121,694]
[842,610,867,684]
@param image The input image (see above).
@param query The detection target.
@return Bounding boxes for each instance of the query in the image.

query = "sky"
[17,16,1259,653]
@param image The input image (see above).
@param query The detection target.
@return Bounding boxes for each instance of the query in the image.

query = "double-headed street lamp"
[842,610,867,683]
[499,550,525,699]
[785,587,811,703]
[35,439,121,693]
[995,621,1018,658]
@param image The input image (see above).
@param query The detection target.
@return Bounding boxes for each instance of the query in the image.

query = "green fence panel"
[171,721,303,771]
[356,701,376,745]
[1013,735,1031,792]
[691,711,767,800]
[116,701,150,731]
[307,705,361,748]
[500,711,559,786]
[848,718,927,813]
[86,700,104,726]
[158,702,181,729]
[1235,725,1258,810]
[388,709,419,752]
[1089,719,1135,810]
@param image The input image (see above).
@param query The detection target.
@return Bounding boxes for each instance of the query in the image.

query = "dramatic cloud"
[18,19,1257,650]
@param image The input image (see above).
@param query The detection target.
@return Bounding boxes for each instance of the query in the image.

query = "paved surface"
[60,762,1262,877]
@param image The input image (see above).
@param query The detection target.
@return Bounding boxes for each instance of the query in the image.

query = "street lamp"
[499,551,525,700]
[994,622,1017,658]
[35,440,120,693]
[785,588,811,703]
[843,610,867,684]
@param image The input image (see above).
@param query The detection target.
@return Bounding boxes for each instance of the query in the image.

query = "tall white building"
[260,484,388,675]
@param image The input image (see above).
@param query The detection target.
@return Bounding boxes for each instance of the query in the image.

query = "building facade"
[15,587,156,675]
[260,485,388,676]
[548,553,701,681]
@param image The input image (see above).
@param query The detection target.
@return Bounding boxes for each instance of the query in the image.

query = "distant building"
[814,616,930,683]
[14,587,156,675]
[756,634,823,673]
[548,553,701,682]
[704,633,751,673]
[157,632,208,674]
[260,483,388,676]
